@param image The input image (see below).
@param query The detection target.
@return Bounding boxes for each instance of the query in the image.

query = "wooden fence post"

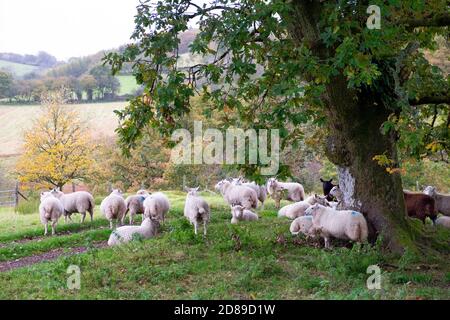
[72,182,76,192]
[14,181,19,210]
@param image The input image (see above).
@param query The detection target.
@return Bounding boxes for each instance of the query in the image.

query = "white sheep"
[266,178,305,209]
[184,187,210,235]
[50,189,95,223]
[423,186,450,216]
[278,195,329,219]
[435,216,450,229]
[231,177,267,209]
[305,204,368,248]
[39,192,64,236]
[125,191,150,224]
[144,192,170,223]
[107,217,160,246]
[290,215,314,237]
[215,179,258,210]
[100,189,127,229]
[230,204,259,224]
[329,186,345,209]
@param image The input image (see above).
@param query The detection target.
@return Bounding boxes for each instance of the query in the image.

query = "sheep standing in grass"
[50,189,95,223]
[435,216,450,229]
[290,215,314,236]
[278,195,329,219]
[230,204,259,224]
[144,192,170,223]
[423,186,450,216]
[231,178,267,209]
[184,187,210,235]
[107,217,160,246]
[125,191,150,224]
[39,192,64,236]
[100,189,127,229]
[305,204,368,249]
[266,178,305,209]
[215,180,258,210]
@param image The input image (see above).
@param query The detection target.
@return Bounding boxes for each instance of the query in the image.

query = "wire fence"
[0,182,27,208]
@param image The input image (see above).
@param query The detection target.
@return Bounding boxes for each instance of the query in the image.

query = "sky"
[0,0,141,61]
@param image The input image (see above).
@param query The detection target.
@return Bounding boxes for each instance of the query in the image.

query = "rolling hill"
[0,60,40,77]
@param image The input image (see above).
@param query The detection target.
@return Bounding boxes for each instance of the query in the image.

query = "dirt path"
[0,242,108,273]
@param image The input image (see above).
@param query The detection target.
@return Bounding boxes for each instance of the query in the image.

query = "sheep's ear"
[329,179,333,183]
[320,178,324,183]
[195,186,200,191]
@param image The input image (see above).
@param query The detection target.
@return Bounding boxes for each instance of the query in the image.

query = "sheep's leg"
[275,198,280,209]
[109,220,114,229]
[194,222,198,235]
[44,223,48,236]
[89,209,94,222]
[129,212,134,225]
[260,201,265,211]
[81,212,86,224]
[324,237,331,249]
[64,215,68,224]
[51,221,57,235]
[203,220,207,236]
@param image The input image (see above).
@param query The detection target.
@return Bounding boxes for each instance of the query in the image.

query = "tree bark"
[287,0,414,253]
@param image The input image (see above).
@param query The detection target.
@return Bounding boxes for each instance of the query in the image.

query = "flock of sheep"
[38,177,450,249]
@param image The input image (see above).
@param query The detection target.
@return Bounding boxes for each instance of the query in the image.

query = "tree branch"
[401,13,450,28]
[409,94,450,106]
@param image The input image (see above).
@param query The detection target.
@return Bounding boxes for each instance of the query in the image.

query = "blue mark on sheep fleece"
[351,211,361,216]
[139,196,146,203]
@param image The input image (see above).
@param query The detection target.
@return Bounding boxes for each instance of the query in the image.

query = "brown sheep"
[403,191,437,224]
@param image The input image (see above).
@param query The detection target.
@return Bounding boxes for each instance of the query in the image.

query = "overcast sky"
[0,0,141,61]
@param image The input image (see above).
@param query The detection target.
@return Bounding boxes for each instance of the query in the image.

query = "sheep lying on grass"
[423,186,450,217]
[107,217,160,246]
[435,216,450,229]
[125,191,150,225]
[144,192,170,223]
[403,190,437,224]
[39,192,64,236]
[101,189,127,229]
[230,204,259,224]
[305,204,368,249]
[290,215,314,237]
[266,178,305,209]
[184,187,210,235]
[278,195,329,220]
[215,179,258,210]
[50,189,95,223]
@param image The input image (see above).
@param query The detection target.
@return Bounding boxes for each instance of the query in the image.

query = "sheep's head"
[305,203,325,217]
[423,186,436,197]
[185,186,200,196]
[231,204,245,219]
[329,186,342,199]
[267,177,277,188]
[136,189,150,197]
[215,180,229,193]
[313,194,331,207]
[40,191,53,201]
[50,188,64,199]
[231,177,244,185]
[111,189,123,196]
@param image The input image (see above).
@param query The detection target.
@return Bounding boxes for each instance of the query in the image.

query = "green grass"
[0,60,40,77]
[0,191,448,299]
[116,75,140,95]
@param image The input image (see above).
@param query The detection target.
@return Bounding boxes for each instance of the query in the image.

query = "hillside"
[0,60,40,77]
[0,102,125,157]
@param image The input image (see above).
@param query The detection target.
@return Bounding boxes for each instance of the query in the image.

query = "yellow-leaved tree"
[16,89,96,189]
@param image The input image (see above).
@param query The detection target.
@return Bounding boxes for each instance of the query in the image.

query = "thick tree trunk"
[288,0,414,253]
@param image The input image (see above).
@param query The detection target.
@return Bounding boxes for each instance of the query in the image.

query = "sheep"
[435,216,450,229]
[320,178,337,201]
[107,217,160,246]
[329,186,345,210]
[423,186,450,216]
[100,189,127,229]
[215,179,258,210]
[232,178,267,209]
[230,204,259,224]
[403,191,437,224]
[184,187,210,235]
[144,192,170,223]
[290,215,314,236]
[278,195,329,220]
[39,192,64,236]
[266,178,305,209]
[305,204,368,249]
[50,189,95,223]
[124,191,150,225]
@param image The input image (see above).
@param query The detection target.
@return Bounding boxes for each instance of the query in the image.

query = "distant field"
[0,60,40,77]
[117,75,140,95]
[0,102,126,157]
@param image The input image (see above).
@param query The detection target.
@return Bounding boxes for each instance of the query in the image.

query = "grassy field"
[0,60,40,77]
[0,102,125,157]
[0,191,448,299]
[117,75,140,95]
